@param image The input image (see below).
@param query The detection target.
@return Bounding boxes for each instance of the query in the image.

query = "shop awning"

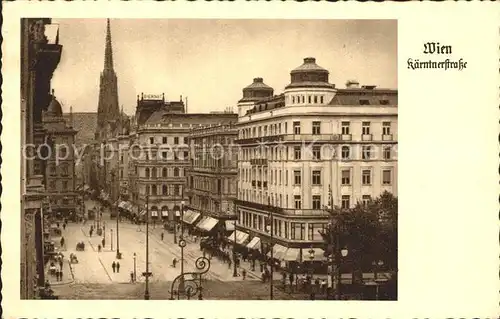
[196,216,219,232]
[283,248,301,261]
[118,201,127,209]
[225,220,235,232]
[151,209,158,217]
[175,210,181,217]
[246,237,261,251]
[125,202,134,212]
[267,244,288,260]
[138,209,146,216]
[182,210,200,224]
[83,185,90,191]
[227,230,249,245]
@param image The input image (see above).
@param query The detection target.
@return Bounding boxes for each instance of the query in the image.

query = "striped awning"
[246,237,261,251]
[175,210,181,217]
[227,230,249,245]
[151,209,158,217]
[267,244,288,260]
[196,216,219,232]
[161,208,169,217]
[182,210,200,224]
[138,209,147,216]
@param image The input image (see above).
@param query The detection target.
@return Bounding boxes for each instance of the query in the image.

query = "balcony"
[341,134,352,141]
[236,134,342,145]
[250,159,268,166]
[382,134,393,141]
[138,176,186,182]
[362,134,373,141]
[234,199,284,214]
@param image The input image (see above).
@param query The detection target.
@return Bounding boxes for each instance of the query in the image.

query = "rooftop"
[291,57,328,74]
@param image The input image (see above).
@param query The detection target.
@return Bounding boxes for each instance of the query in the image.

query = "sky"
[51,19,397,115]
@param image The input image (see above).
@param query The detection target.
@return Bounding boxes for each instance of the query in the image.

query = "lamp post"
[144,194,151,300]
[308,248,315,300]
[133,253,137,282]
[267,197,274,300]
[173,194,177,244]
[232,220,238,277]
[110,229,113,251]
[178,199,186,294]
[112,171,120,259]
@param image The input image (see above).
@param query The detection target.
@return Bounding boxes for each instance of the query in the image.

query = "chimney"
[345,80,360,88]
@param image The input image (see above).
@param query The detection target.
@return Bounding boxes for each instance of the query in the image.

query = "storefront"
[195,216,219,234]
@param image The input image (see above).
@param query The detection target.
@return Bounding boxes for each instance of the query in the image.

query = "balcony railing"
[235,134,342,144]
[341,134,352,141]
[250,159,268,166]
[382,134,393,141]
[362,134,373,141]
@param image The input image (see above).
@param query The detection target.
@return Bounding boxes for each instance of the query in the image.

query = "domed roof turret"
[239,78,274,102]
[291,57,328,74]
[286,57,334,90]
[47,93,63,116]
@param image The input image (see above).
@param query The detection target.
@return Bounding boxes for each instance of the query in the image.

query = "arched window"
[162,185,168,195]
[146,185,150,194]
[145,168,150,178]
[174,167,179,177]
[341,146,350,159]
[152,167,157,178]
[152,185,157,195]
[162,167,167,177]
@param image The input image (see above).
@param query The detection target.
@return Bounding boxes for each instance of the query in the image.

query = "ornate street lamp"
[308,248,315,300]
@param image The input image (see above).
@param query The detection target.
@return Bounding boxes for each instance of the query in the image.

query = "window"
[313,147,321,160]
[174,185,180,196]
[312,195,321,209]
[174,137,179,144]
[174,167,179,177]
[162,136,167,144]
[362,121,371,135]
[285,170,288,186]
[308,95,312,104]
[314,95,318,103]
[184,151,189,159]
[362,169,371,185]
[341,122,350,135]
[146,185,150,195]
[278,123,282,134]
[341,146,350,160]
[292,96,295,104]
[162,151,168,160]
[49,180,56,189]
[152,167,157,178]
[162,167,167,177]
[341,169,351,185]
[291,222,305,240]
[61,164,69,176]
[383,146,392,160]
[362,195,371,206]
[308,223,325,241]
[162,185,168,195]
[312,170,321,185]
[312,121,321,135]
[120,169,124,178]
[383,122,391,135]
[184,137,188,144]
[149,137,154,144]
[362,146,372,160]
[294,170,301,185]
[382,169,392,185]
[145,168,150,178]
[152,185,157,195]
[62,181,68,189]
[294,147,301,160]
[360,99,370,105]
[320,96,324,104]
[380,100,389,105]
[294,195,302,209]
[50,165,57,176]
[293,121,301,135]
[341,195,350,209]
[284,122,288,134]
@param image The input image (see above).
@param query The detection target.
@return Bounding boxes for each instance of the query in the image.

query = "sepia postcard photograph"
[3,1,499,318]
[20,18,398,301]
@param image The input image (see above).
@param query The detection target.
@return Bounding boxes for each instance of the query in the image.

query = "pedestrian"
[103,225,106,233]
[228,258,232,269]
[102,238,105,248]
[289,273,294,290]
[161,232,164,241]
[60,269,64,281]
[59,259,63,269]
[56,222,60,228]
[193,235,197,243]
[63,223,66,231]
[116,262,120,273]
[130,271,135,283]
[98,244,102,252]
[112,261,116,273]
[172,257,177,268]
[60,237,65,248]
[320,279,327,295]
[242,269,247,280]
[89,229,93,237]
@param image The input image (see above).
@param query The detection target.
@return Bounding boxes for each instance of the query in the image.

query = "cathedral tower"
[96,19,120,140]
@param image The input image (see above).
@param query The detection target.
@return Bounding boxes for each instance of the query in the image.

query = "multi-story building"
[234,57,398,266]
[42,93,78,219]
[130,94,237,224]
[21,18,63,298]
[186,121,238,234]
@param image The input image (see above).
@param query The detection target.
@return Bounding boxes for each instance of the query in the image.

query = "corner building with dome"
[234,57,398,273]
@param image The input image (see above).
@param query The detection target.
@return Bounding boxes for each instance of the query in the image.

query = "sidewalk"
[45,257,74,286]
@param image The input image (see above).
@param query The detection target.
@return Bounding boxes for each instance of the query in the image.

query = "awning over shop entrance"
[267,244,288,260]
[182,210,200,224]
[225,220,235,231]
[161,208,169,217]
[175,210,181,217]
[227,230,249,245]
[196,216,219,232]
[246,237,261,251]
[283,248,301,261]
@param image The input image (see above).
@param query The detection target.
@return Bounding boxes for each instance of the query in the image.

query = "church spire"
[104,18,114,70]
